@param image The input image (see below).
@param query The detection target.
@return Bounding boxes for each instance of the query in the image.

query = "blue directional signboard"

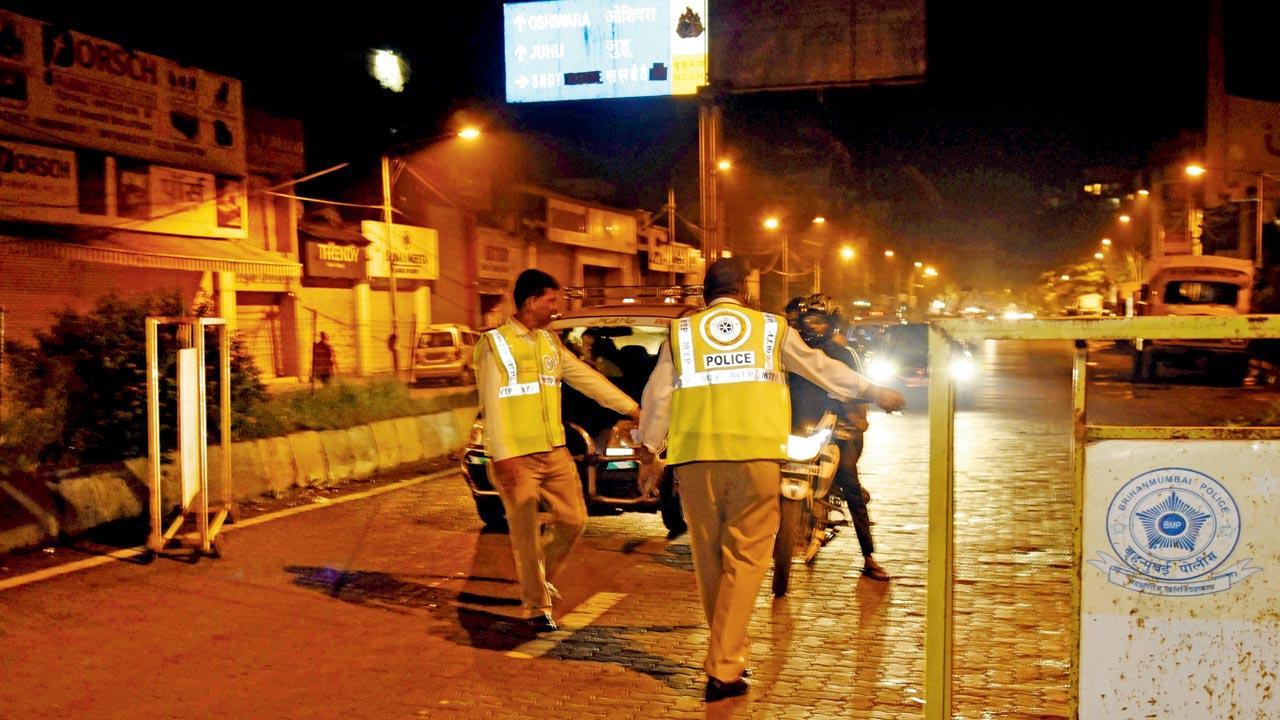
[503,1,708,103]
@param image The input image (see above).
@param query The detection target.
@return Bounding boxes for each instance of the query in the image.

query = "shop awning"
[0,231,303,278]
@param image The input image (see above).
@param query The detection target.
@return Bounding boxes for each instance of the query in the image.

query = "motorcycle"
[771,411,848,597]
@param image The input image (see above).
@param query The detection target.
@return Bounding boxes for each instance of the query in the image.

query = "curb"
[0,403,477,556]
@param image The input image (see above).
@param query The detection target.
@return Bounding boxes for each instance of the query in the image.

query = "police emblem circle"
[542,353,558,373]
[700,309,751,351]
[1105,467,1239,581]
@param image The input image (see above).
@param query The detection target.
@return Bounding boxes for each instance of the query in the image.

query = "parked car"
[1130,255,1253,385]
[857,321,977,400]
[412,324,480,386]
[460,292,697,534]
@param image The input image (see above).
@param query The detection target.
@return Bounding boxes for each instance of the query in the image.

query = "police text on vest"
[703,351,755,368]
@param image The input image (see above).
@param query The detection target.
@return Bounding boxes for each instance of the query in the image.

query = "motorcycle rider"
[788,294,890,581]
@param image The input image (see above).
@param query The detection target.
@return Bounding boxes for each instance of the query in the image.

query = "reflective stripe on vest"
[667,305,791,464]
[675,313,784,389]
[489,328,560,397]
[483,325,565,458]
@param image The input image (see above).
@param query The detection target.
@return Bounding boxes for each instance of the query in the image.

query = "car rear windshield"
[419,332,455,348]
[1163,281,1240,307]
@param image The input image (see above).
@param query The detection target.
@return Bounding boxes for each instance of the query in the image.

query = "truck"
[1130,254,1254,384]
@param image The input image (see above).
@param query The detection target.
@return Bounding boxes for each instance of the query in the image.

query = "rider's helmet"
[797,293,842,347]
[784,296,808,330]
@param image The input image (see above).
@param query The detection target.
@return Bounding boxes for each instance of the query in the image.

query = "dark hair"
[513,269,560,309]
[702,257,747,303]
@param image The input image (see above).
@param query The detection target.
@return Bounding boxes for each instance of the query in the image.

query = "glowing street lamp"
[1184,163,1207,178]
[1118,214,1131,223]
[371,49,408,92]
[840,245,855,261]
[812,216,826,225]
[1101,238,1112,247]
[1094,252,1105,260]
[1060,274,1071,281]
[762,216,780,230]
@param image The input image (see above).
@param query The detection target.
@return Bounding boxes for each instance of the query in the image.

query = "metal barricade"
[924,315,1280,719]
[144,316,234,559]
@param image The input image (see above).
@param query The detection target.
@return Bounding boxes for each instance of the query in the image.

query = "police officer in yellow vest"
[637,258,905,701]
[477,269,640,633]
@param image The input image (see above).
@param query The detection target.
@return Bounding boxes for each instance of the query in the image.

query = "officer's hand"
[870,386,906,413]
[627,406,641,422]
[635,446,663,499]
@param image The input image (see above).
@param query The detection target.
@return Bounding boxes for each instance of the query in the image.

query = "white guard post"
[145,316,234,559]
[924,315,1280,720]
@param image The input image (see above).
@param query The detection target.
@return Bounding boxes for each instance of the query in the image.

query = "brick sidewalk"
[0,343,1077,719]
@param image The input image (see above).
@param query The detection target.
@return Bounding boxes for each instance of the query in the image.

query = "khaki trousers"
[675,460,781,682]
[491,447,586,618]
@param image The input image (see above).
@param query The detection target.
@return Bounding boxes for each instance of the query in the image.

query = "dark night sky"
[6,1,1221,290]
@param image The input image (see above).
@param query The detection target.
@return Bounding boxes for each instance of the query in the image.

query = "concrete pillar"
[414,286,431,336]
[355,281,372,376]
[215,272,237,334]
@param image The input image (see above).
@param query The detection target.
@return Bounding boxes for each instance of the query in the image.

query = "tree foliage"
[2,292,265,470]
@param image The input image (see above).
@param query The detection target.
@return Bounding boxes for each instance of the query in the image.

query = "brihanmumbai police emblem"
[700,308,751,351]
[1088,467,1261,597]
[541,352,558,373]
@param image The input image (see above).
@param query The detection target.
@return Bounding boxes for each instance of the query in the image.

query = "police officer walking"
[637,258,905,701]
[476,269,640,633]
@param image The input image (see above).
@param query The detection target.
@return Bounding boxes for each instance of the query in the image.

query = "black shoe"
[524,613,558,633]
[705,676,749,702]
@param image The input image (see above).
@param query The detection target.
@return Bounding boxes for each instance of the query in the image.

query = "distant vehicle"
[461,288,699,534]
[857,322,977,398]
[412,324,480,386]
[1066,292,1106,317]
[1130,255,1254,385]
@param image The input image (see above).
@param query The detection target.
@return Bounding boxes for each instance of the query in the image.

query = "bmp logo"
[1088,467,1261,597]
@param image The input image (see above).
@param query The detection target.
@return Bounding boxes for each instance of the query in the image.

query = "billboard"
[361,221,440,280]
[0,9,246,176]
[0,138,247,238]
[503,0,708,103]
[712,0,925,91]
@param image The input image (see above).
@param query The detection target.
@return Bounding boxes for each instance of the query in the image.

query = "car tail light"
[603,420,639,457]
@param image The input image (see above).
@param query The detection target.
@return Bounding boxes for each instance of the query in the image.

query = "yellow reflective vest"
[480,324,565,458]
[667,303,791,464]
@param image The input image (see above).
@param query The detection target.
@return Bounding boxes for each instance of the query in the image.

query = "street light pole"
[381,152,399,380]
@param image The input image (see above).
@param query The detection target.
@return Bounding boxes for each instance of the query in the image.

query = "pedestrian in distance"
[636,258,906,702]
[476,269,640,633]
[312,331,336,385]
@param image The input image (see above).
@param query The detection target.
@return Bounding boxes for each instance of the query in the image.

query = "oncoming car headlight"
[866,358,898,383]
[949,355,976,382]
